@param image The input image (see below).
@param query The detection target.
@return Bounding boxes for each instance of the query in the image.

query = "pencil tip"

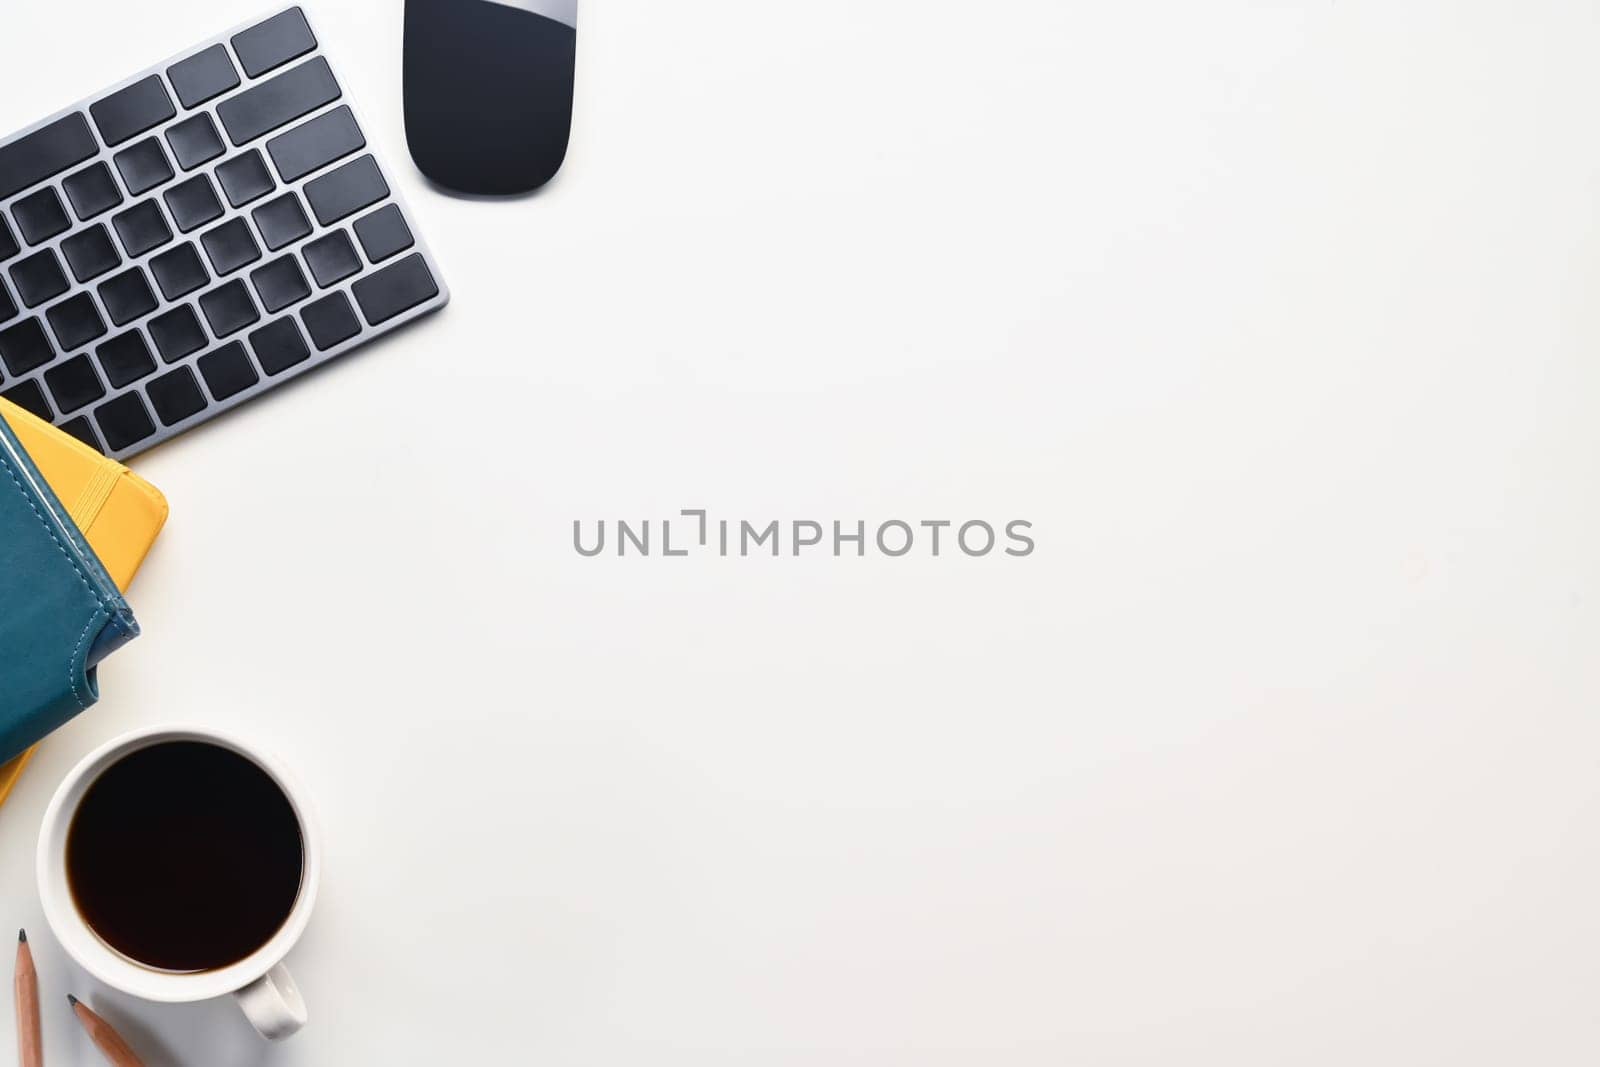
[16,928,23,943]
[66,993,77,1006]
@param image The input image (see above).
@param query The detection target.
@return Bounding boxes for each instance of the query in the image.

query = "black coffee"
[67,741,304,973]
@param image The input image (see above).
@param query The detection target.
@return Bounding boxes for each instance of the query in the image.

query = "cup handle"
[234,962,307,1040]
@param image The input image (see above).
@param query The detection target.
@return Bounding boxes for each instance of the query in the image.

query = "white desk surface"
[3,1,1599,1062]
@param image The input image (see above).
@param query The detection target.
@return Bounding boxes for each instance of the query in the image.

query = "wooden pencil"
[14,929,40,1067]
[69,994,147,1067]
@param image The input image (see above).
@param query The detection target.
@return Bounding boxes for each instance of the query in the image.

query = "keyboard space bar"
[216,56,341,146]
[0,113,98,200]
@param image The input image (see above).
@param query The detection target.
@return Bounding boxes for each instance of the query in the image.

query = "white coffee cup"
[37,724,321,1040]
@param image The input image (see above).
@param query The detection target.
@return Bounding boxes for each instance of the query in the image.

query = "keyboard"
[0,6,448,458]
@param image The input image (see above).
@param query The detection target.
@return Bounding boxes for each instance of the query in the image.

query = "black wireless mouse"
[403,0,577,196]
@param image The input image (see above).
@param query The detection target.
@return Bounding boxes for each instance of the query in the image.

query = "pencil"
[15,930,40,1067]
[69,994,146,1067]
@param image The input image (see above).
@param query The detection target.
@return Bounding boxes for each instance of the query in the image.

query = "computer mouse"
[403,0,577,196]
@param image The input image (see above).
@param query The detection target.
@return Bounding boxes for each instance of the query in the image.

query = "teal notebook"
[0,415,139,766]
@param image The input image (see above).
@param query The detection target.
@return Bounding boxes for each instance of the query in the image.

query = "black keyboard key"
[0,17,446,452]
[166,113,225,171]
[354,204,414,263]
[0,319,54,376]
[111,201,174,258]
[216,149,275,207]
[303,154,388,225]
[0,113,97,201]
[98,268,159,326]
[251,193,312,251]
[62,163,124,221]
[164,174,224,233]
[248,317,310,375]
[198,340,259,400]
[13,188,70,246]
[95,390,156,451]
[44,354,106,413]
[265,104,363,183]
[11,250,69,307]
[146,364,207,425]
[2,379,53,422]
[148,304,207,362]
[201,218,262,275]
[217,56,340,146]
[232,8,317,78]
[251,255,311,313]
[168,44,241,109]
[89,75,176,147]
[96,330,157,388]
[113,138,175,196]
[149,242,209,300]
[353,256,438,328]
[300,291,359,350]
[58,416,103,452]
[199,279,260,337]
[61,226,122,284]
[301,230,360,288]
[46,293,107,351]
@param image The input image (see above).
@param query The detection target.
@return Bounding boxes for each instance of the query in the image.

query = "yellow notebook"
[0,399,168,809]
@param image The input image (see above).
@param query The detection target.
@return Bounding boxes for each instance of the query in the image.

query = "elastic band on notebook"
[71,462,122,533]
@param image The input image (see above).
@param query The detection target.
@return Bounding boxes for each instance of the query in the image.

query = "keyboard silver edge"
[0,3,450,460]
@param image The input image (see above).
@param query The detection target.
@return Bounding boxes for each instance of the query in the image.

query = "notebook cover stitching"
[0,409,164,810]
[66,615,100,711]
[0,449,110,614]
[0,448,111,712]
